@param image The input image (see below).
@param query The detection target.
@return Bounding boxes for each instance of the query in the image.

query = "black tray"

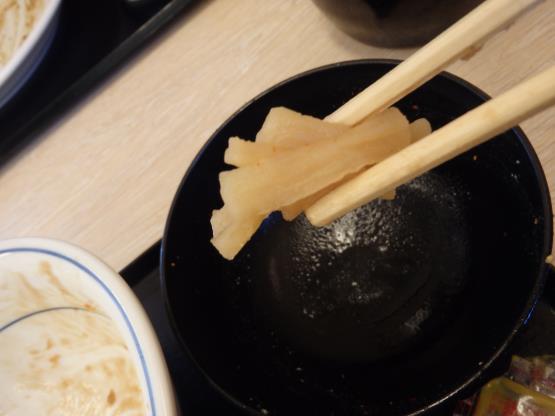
[0,0,196,166]
[120,241,555,415]
[121,241,244,415]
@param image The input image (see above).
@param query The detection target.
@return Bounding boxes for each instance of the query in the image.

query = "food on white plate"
[211,106,432,260]
[0,259,147,415]
[0,0,45,67]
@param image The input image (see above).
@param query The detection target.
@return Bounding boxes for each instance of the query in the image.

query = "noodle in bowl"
[0,0,45,67]
[0,0,60,108]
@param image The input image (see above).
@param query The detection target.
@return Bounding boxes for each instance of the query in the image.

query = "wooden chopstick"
[306,65,555,226]
[326,0,544,126]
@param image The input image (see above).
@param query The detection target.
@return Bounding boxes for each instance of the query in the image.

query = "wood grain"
[0,0,554,271]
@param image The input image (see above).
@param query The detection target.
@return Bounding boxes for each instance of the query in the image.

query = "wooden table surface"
[1,0,554,271]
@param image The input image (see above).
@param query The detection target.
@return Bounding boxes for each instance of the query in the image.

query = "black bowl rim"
[160,58,554,415]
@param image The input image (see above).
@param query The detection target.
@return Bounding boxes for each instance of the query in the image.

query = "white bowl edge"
[0,0,62,98]
[0,237,178,416]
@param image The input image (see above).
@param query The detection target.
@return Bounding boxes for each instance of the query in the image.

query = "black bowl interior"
[162,61,552,416]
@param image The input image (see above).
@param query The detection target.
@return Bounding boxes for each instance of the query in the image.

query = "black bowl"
[311,0,484,47]
[161,60,553,415]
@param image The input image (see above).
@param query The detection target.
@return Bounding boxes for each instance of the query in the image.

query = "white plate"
[0,0,62,109]
[0,238,177,416]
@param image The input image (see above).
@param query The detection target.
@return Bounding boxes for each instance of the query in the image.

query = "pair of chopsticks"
[306,0,553,226]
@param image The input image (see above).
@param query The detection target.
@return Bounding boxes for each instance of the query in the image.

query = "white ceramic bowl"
[0,238,177,416]
[0,0,62,109]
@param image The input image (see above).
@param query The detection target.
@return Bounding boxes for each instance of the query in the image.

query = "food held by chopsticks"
[210,0,552,260]
[306,65,555,226]
[211,107,431,260]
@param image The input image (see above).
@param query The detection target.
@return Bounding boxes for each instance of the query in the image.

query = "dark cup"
[312,0,485,47]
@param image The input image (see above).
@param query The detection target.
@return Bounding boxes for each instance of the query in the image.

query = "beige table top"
[1,0,555,271]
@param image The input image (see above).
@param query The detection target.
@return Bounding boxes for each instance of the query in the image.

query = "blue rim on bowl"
[0,237,177,416]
